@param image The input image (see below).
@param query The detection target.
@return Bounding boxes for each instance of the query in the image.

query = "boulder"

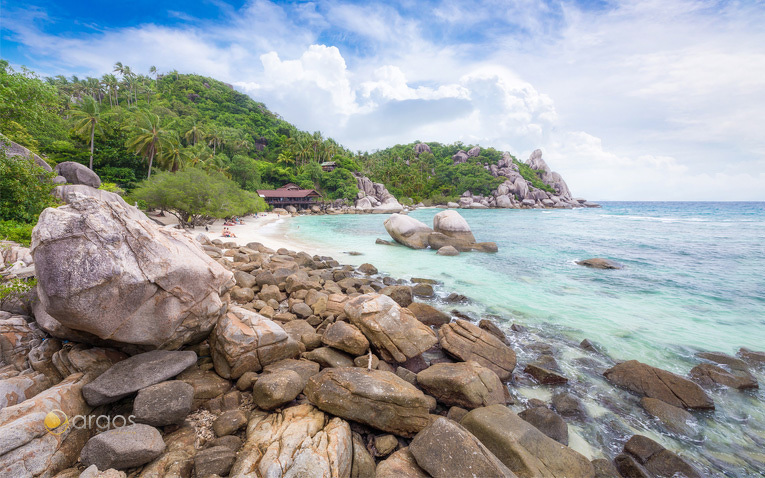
[380,285,414,307]
[54,161,101,188]
[409,417,515,478]
[137,426,196,478]
[438,319,517,381]
[322,321,369,356]
[345,294,437,363]
[690,363,758,389]
[436,245,459,256]
[551,392,587,420]
[518,407,568,445]
[447,202,460,208]
[640,397,698,437]
[304,368,432,437]
[209,306,300,379]
[412,282,434,298]
[467,146,481,157]
[374,196,404,214]
[82,350,197,406]
[357,263,377,275]
[80,424,165,470]
[132,380,194,426]
[414,143,432,155]
[576,258,624,270]
[376,448,430,478]
[738,347,765,366]
[31,195,233,350]
[524,363,568,385]
[0,316,44,372]
[618,435,702,478]
[452,151,469,164]
[496,194,513,208]
[212,409,248,436]
[407,302,451,327]
[384,214,433,249]
[1,135,52,171]
[696,351,749,370]
[252,369,304,410]
[416,361,506,409]
[303,347,355,368]
[262,358,320,389]
[194,445,236,477]
[461,404,595,478]
[603,360,714,410]
[230,404,351,478]
[351,432,376,478]
[432,210,476,245]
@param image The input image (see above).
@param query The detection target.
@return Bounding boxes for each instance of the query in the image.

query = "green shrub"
[0,147,58,223]
[0,221,34,246]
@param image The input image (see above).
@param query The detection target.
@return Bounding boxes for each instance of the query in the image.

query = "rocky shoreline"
[1,183,763,477]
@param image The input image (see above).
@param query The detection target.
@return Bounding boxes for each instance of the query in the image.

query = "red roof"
[257,187,321,198]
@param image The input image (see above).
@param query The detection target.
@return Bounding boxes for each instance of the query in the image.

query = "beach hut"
[257,183,322,209]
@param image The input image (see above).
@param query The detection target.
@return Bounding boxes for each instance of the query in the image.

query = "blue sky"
[2,0,765,200]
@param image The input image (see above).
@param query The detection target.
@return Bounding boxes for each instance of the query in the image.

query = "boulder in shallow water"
[31,195,233,350]
[436,245,459,256]
[432,210,476,245]
[640,397,698,437]
[576,258,623,269]
[518,406,568,445]
[616,435,702,478]
[384,214,433,249]
[690,363,758,389]
[603,360,714,410]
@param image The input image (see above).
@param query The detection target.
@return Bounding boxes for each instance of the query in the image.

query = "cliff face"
[458,149,599,209]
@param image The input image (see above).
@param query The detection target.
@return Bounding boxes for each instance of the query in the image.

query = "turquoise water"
[274,202,765,475]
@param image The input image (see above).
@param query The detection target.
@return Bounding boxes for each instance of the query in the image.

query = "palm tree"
[149,65,157,81]
[184,121,206,146]
[70,96,102,170]
[207,128,225,155]
[126,112,174,178]
[158,134,191,172]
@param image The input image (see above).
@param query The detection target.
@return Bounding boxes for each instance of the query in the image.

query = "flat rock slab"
[603,360,714,410]
[80,424,165,470]
[640,397,698,437]
[133,380,194,426]
[305,367,432,437]
[690,363,758,389]
[619,435,702,478]
[416,361,505,409]
[82,350,197,406]
[409,417,515,478]
[438,319,517,381]
[576,258,623,269]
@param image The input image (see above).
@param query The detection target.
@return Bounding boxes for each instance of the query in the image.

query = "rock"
[416,361,505,409]
[613,454,651,478]
[640,397,698,436]
[374,434,399,457]
[478,319,510,345]
[210,306,300,379]
[82,350,197,406]
[133,380,194,426]
[54,161,101,188]
[383,214,433,249]
[358,263,377,275]
[230,286,255,303]
[412,283,434,298]
[452,151,469,164]
[518,407,568,445]
[524,363,568,385]
[738,347,765,366]
[212,409,248,436]
[436,245,459,256]
[233,270,257,289]
[591,458,620,478]
[690,363,758,389]
[0,374,92,477]
[432,210,476,245]
[409,417,514,478]
[230,404,351,478]
[375,238,394,246]
[380,285,414,307]
[461,404,594,478]
[290,301,312,319]
[194,445,236,477]
[376,448,430,478]
[438,319,517,381]
[470,241,498,252]
[407,302,450,327]
[80,424,165,470]
[446,202,460,208]
[262,358,320,389]
[696,351,749,370]
[0,372,51,411]
[621,435,702,478]
[551,392,587,420]
[32,195,233,350]
[414,143,432,155]
[603,360,714,410]
[79,465,126,478]
[496,194,513,208]
[304,368,432,437]
[322,321,369,356]
[345,294,437,363]
[576,258,624,270]
[177,367,231,400]
[467,146,481,157]
[303,347,355,368]
[351,432,376,478]
[252,370,303,410]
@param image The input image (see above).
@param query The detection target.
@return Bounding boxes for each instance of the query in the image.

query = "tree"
[0,146,57,224]
[125,112,174,178]
[157,133,190,172]
[184,121,205,146]
[130,169,266,227]
[70,96,103,169]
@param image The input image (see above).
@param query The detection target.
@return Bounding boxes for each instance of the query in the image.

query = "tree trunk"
[147,145,155,179]
[89,122,95,170]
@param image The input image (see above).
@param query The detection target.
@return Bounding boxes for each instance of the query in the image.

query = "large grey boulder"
[210,306,300,379]
[604,360,714,410]
[345,294,437,363]
[355,196,372,211]
[80,424,165,470]
[54,161,101,188]
[305,368,432,437]
[409,417,515,478]
[373,196,404,214]
[31,195,233,350]
[615,435,702,478]
[132,380,194,426]
[1,134,52,171]
[231,404,352,477]
[452,151,469,164]
[467,146,481,157]
[82,350,197,406]
[432,210,476,245]
[414,143,432,155]
[252,369,304,410]
[417,361,505,409]
[384,214,433,249]
[461,404,594,478]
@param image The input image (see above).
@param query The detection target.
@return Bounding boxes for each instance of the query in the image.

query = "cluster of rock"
[2,168,764,476]
[353,173,404,214]
[382,210,497,255]
[449,148,600,209]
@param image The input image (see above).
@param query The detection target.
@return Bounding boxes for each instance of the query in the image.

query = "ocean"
[266,202,765,475]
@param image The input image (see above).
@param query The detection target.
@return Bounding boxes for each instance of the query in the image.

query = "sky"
[2,0,765,200]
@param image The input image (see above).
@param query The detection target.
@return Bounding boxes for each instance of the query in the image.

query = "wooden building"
[257,183,321,209]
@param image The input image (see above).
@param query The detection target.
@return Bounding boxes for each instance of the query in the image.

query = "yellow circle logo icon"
[44,409,69,435]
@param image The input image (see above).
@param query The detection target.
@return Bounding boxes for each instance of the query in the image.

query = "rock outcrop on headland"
[353,173,403,213]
